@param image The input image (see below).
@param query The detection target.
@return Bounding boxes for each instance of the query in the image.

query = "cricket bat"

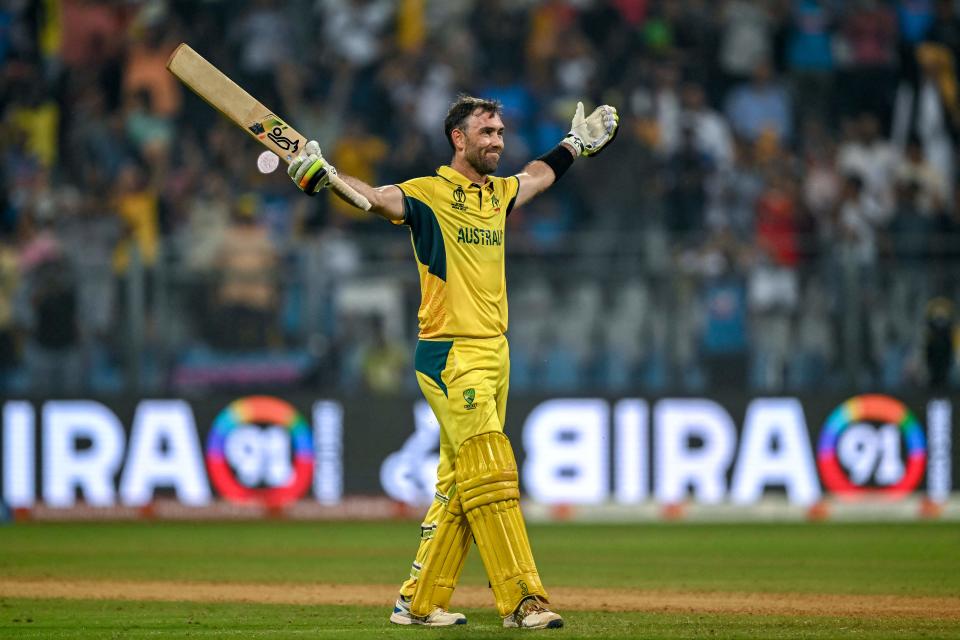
[166,43,371,211]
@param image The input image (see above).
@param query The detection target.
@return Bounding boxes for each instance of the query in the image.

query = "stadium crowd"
[1,0,960,396]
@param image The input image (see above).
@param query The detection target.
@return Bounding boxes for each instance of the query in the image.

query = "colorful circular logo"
[817,394,926,499]
[206,396,313,507]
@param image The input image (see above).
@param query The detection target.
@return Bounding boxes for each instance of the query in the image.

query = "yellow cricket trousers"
[398,334,509,596]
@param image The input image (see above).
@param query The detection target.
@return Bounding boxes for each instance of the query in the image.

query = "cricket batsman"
[289,95,618,629]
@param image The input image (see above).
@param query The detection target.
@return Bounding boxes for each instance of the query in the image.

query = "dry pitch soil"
[1,579,959,620]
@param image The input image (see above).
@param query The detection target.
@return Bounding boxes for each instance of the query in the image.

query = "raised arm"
[288,140,405,223]
[514,102,619,208]
[514,145,576,208]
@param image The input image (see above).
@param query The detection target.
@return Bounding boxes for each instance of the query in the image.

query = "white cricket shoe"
[389,596,467,626]
[503,596,564,629]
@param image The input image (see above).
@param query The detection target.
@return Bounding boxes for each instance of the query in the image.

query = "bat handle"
[329,174,372,211]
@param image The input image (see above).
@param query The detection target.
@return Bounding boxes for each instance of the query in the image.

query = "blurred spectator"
[885,176,938,372]
[927,0,960,55]
[837,112,899,218]
[229,0,296,100]
[8,71,59,168]
[663,123,710,246]
[0,231,18,390]
[329,121,388,221]
[724,61,793,144]
[756,169,802,269]
[895,135,948,213]
[665,81,734,170]
[66,83,128,180]
[835,0,899,119]
[15,214,82,394]
[360,316,409,394]
[801,122,843,239]
[708,137,764,238]
[835,173,888,270]
[123,88,173,162]
[59,176,121,369]
[748,169,801,390]
[896,0,936,47]
[471,0,529,77]
[653,62,682,158]
[718,0,774,87]
[112,162,159,280]
[785,0,836,124]
[699,232,749,390]
[210,194,279,350]
[59,0,126,70]
[834,173,890,383]
[122,22,181,119]
[924,296,957,390]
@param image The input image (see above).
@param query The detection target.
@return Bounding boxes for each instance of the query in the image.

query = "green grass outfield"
[0,520,958,638]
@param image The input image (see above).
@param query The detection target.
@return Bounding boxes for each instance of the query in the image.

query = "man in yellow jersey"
[288,96,618,629]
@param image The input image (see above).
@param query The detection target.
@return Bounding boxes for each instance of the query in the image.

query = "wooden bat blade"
[167,43,371,211]
[166,43,305,163]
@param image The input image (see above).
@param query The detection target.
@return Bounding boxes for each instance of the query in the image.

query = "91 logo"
[206,396,314,507]
[817,394,927,499]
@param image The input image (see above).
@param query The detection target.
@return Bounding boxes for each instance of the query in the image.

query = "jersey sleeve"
[395,177,436,226]
[503,175,520,216]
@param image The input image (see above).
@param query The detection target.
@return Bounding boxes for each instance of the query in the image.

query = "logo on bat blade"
[267,126,299,152]
[248,122,266,135]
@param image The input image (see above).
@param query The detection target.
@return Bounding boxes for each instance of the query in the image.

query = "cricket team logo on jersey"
[463,388,477,410]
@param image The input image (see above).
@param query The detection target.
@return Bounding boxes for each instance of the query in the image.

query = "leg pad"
[456,431,547,617]
[409,490,472,616]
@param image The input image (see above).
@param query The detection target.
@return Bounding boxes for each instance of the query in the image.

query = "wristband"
[536,144,575,181]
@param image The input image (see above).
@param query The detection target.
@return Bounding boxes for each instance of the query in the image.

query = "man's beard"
[466,146,500,175]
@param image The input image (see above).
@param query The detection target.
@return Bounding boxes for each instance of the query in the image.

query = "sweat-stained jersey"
[393,165,519,339]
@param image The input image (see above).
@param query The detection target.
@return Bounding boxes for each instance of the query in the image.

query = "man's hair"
[443,95,503,150]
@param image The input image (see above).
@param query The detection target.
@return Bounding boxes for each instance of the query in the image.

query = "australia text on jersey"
[457,227,504,246]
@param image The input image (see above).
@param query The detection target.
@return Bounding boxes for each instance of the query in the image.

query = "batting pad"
[456,431,548,617]
[409,489,473,616]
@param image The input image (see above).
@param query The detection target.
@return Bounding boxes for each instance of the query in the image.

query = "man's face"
[458,109,505,176]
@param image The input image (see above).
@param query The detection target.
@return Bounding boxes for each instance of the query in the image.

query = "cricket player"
[289,95,618,629]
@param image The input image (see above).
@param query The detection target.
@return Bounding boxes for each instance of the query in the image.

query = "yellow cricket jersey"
[394,165,520,339]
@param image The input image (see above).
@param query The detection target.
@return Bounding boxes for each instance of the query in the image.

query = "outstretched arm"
[288,141,405,223]
[514,144,577,208]
[514,102,619,209]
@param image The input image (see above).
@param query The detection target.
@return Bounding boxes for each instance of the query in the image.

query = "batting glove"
[563,102,619,157]
[288,140,337,195]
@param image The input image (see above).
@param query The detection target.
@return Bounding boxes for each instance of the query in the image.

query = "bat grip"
[329,174,372,211]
